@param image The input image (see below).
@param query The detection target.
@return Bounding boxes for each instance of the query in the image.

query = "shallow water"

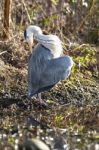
[0,127,99,150]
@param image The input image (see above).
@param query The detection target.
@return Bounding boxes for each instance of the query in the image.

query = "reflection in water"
[0,127,99,150]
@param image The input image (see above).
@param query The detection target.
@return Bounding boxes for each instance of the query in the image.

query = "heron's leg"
[37,93,43,103]
[38,93,42,99]
[37,93,47,105]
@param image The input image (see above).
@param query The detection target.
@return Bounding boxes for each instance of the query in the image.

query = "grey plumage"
[24,25,74,99]
[28,44,73,97]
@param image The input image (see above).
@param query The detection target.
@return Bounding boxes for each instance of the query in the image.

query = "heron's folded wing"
[39,56,72,88]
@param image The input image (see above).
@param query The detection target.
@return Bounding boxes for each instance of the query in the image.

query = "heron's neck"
[34,33,63,58]
[27,26,63,58]
[34,32,43,41]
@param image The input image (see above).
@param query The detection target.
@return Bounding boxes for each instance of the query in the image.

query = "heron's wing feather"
[28,44,53,96]
[39,56,72,88]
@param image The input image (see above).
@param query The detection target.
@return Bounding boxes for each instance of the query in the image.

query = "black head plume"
[24,29,27,39]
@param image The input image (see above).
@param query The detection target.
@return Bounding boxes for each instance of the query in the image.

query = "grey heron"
[24,25,74,105]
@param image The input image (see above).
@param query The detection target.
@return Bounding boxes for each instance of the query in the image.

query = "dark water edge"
[0,127,99,150]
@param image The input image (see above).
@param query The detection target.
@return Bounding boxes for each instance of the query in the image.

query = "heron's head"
[24,25,42,51]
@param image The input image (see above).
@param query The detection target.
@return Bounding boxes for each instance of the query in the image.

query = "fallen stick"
[0,51,7,55]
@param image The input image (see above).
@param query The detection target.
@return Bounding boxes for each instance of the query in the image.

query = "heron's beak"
[28,40,33,52]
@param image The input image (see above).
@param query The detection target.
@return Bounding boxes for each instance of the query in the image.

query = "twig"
[0,51,7,55]
[21,0,32,23]
[77,0,96,32]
